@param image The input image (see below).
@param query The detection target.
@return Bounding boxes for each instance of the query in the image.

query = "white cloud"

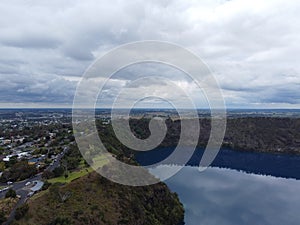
[0,0,299,108]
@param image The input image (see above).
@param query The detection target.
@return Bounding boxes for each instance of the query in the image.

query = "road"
[0,173,42,198]
[0,174,42,225]
[0,146,69,224]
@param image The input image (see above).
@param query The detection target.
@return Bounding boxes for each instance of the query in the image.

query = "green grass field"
[48,154,109,184]
[48,167,94,183]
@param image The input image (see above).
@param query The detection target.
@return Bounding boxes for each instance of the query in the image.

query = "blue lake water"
[136,148,300,225]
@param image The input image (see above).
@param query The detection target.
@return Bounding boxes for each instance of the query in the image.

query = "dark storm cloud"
[260,86,300,104]
[0,73,76,105]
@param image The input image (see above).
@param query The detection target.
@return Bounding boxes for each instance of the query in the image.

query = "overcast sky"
[0,0,300,108]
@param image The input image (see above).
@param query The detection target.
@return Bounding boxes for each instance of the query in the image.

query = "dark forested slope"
[128,117,300,154]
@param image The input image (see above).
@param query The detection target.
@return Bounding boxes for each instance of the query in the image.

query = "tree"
[42,180,51,190]
[1,161,37,182]
[42,170,54,179]
[5,188,16,198]
[53,166,64,177]
[64,173,69,180]
[6,156,18,167]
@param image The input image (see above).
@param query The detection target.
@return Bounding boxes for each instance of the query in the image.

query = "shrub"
[53,166,64,177]
[15,204,29,220]
[42,170,54,179]
[0,211,7,224]
[42,180,51,190]
[48,217,71,225]
[5,188,16,198]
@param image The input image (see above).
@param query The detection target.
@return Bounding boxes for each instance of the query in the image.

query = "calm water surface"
[149,166,300,225]
[137,148,300,225]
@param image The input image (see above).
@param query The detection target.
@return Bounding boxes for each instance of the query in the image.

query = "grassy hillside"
[0,198,18,223]
[15,172,184,225]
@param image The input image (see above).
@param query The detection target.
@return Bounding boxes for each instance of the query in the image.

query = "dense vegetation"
[15,172,184,225]
[223,117,300,153]
[5,188,16,198]
[0,122,73,144]
[0,161,37,182]
[117,117,300,154]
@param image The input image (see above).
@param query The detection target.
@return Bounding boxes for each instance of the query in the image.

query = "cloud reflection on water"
[150,166,300,225]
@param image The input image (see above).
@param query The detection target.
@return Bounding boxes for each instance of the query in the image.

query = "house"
[49,133,56,138]
[17,152,30,159]
[3,157,10,162]
[13,137,25,143]
[3,139,12,145]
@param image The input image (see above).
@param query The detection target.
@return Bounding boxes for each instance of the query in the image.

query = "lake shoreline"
[136,147,300,180]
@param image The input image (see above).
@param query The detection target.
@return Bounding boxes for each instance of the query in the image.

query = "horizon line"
[0,107,300,110]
